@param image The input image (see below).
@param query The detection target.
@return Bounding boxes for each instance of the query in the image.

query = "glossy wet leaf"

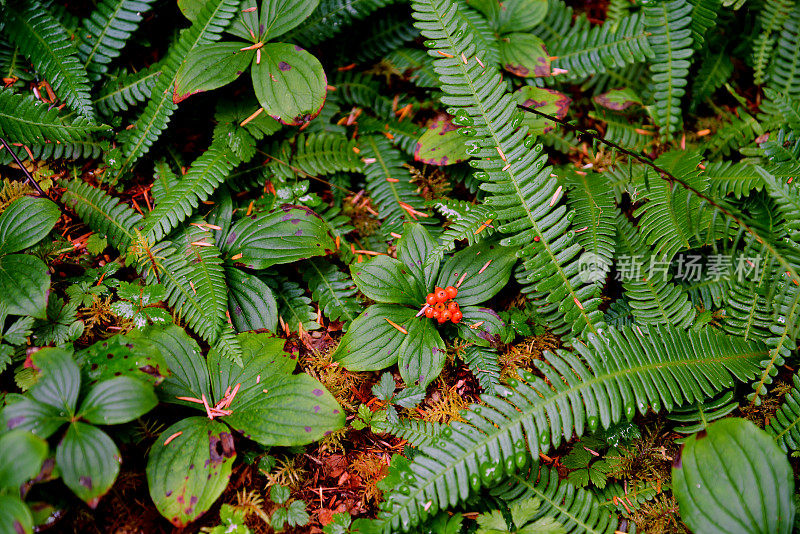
[0,197,60,254]
[0,495,33,534]
[456,306,513,347]
[251,43,326,126]
[0,394,64,438]
[30,348,81,414]
[174,42,253,102]
[436,241,517,306]
[76,330,169,386]
[56,422,120,508]
[414,116,468,166]
[149,325,213,407]
[333,304,417,371]
[468,0,547,33]
[77,376,157,425]
[397,223,440,290]
[147,417,236,526]
[673,417,794,534]
[0,429,48,491]
[225,266,279,333]
[500,33,550,78]
[514,86,571,135]
[0,254,50,319]
[351,255,421,305]
[259,0,321,40]
[224,205,334,269]
[593,88,643,111]
[397,317,445,388]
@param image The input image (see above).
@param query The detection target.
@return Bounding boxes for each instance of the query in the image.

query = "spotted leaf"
[514,86,571,135]
[500,33,550,77]
[332,304,417,371]
[414,115,468,166]
[56,422,121,508]
[173,42,254,103]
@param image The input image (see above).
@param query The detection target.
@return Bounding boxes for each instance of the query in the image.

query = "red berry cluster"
[424,286,462,324]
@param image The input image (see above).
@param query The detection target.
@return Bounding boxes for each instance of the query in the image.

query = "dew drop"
[588,416,599,431]
[423,39,437,47]
[524,137,535,148]
[457,127,477,137]
[473,171,489,180]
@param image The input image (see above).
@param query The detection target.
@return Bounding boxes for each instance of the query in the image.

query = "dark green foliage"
[0,91,107,145]
[285,0,399,45]
[61,179,142,250]
[4,1,95,120]
[767,4,800,98]
[94,67,161,115]
[303,258,363,330]
[768,370,800,451]
[461,345,500,394]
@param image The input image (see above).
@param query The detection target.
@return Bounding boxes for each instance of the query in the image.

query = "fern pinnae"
[766,3,800,98]
[61,179,142,250]
[767,369,800,451]
[412,0,605,338]
[372,416,445,448]
[94,66,161,115]
[77,0,157,79]
[4,1,95,120]
[426,199,495,267]
[462,345,501,394]
[302,258,362,330]
[373,325,766,532]
[115,0,239,179]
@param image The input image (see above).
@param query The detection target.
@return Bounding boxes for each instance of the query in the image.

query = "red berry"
[424,307,435,318]
[437,315,447,324]
[451,310,463,323]
[445,286,458,299]
[442,310,452,322]
[434,302,446,312]
[447,301,459,313]
[435,287,448,303]
[432,310,441,319]
[426,293,437,306]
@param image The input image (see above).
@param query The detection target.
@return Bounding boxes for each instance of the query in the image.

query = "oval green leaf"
[351,255,421,306]
[456,306,512,347]
[259,0,321,40]
[30,348,81,414]
[0,495,33,534]
[147,417,235,526]
[0,254,50,319]
[332,304,417,371]
[224,205,334,269]
[436,241,517,306]
[174,42,254,103]
[398,316,445,388]
[225,266,278,333]
[468,0,547,33]
[500,33,550,78]
[414,116,468,166]
[0,197,60,255]
[77,376,158,425]
[0,429,48,492]
[673,417,795,534]
[0,394,64,439]
[147,325,212,408]
[397,222,439,290]
[56,422,120,508]
[76,330,169,386]
[514,86,571,135]
[252,43,326,126]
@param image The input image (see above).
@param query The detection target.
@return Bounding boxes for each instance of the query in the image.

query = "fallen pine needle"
[231,253,243,260]
[164,431,183,445]
[456,271,468,288]
[176,396,204,405]
[385,318,408,334]
[469,321,485,329]
[478,259,492,274]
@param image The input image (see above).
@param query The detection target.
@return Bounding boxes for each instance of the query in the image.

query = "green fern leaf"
[767,369,800,451]
[266,132,363,182]
[372,325,765,532]
[355,10,421,62]
[115,0,239,179]
[616,215,696,329]
[644,0,694,138]
[360,134,432,236]
[551,13,653,81]
[462,345,501,394]
[767,3,800,98]
[690,51,733,109]
[141,140,242,243]
[60,179,142,250]
[0,91,108,145]
[705,161,765,199]
[531,0,589,46]
[77,0,157,79]
[4,1,95,120]
[412,0,605,338]
[385,48,441,88]
[704,107,761,160]
[427,199,495,267]
[687,0,721,48]
[0,137,105,164]
[94,66,161,115]
[752,0,794,85]
[372,416,444,448]
[284,0,398,46]
[303,258,362,330]
[492,463,620,534]
[268,276,321,332]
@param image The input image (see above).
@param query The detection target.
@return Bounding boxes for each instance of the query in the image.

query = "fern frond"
[412,0,605,338]
[359,116,424,155]
[0,91,108,145]
[757,163,800,241]
[562,171,616,285]
[492,463,620,534]
[333,71,398,118]
[531,0,588,46]
[302,258,362,330]
[462,345,501,394]
[427,199,495,266]
[687,0,722,48]
[355,9,420,62]
[690,51,733,109]
[703,107,761,160]
[722,276,778,341]
[550,13,653,81]
[752,0,794,85]
[615,215,696,329]
[359,134,432,236]
[767,369,800,451]
[763,87,800,133]
[266,132,363,182]
[373,416,445,448]
[0,138,105,164]
[61,179,142,250]
[268,276,321,332]
[372,325,765,532]
[94,66,161,115]
[644,0,694,138]
[0,38,33,82]
[141,140,241,243]
[4,1,95,120]
[766,3,800,97]
[705,161,764,198]
[284,0,398,46]
[77,0,157,79]
[385,47,440,88]
[588,108,653,150]
[115,0,238,179]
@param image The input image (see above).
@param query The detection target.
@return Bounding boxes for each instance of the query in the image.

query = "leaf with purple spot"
[147,417,235,527]
[0,495,33,534]
[56,422,120,508]
[514,86,571,135]
[593,87,643,111]
[414,115,469,166]
[252,43,326,126]
[455,306,514,347]
[500,33,551,78]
